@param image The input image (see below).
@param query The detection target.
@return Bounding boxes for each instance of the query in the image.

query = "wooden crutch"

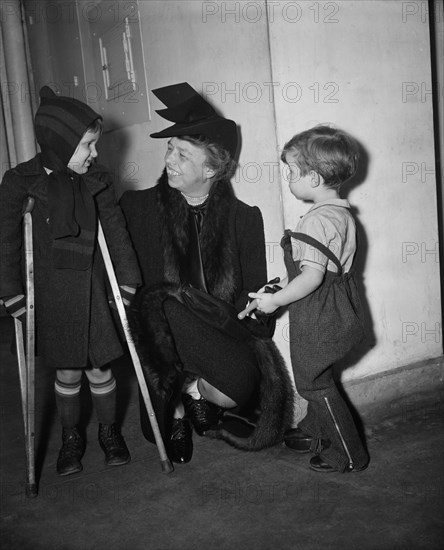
[14,197,37,497]
[97,221,173,474]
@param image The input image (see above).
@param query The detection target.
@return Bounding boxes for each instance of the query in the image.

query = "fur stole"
[129,282,295,451]
[129,282,185,401]
[206,336,295,450]
[157,169,236,302]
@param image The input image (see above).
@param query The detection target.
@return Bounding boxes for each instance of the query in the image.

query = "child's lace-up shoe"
[98,423,131,466]
[57,427,85,476]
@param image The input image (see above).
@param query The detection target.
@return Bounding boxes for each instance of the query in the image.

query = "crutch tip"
[161,459,174,474]
[25,483,38,498]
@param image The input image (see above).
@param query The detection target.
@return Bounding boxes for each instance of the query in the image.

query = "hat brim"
[150,118,237,157]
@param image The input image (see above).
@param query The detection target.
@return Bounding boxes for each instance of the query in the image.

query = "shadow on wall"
[328,141,374,450]
[336,140,376,380]
[98,118,133,188]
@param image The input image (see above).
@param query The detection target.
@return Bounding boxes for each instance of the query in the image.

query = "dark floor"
[1,316,443,550]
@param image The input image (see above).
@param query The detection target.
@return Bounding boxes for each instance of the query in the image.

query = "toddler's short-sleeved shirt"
[291,198,356,274]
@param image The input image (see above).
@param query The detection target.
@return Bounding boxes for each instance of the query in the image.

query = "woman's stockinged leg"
[172,395,185,419]
[171,377,234,426]
[197,378,237,409]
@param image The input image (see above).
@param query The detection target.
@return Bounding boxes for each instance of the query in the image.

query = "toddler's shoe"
[309,455,368,473]
[284,427,314,453]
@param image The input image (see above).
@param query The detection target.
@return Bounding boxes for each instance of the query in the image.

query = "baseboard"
[343,356,444,420]
[292,355,444,425]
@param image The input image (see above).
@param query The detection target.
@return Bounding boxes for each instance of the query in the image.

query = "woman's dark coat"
[120,175,266,305]
[0,154,141,369]
[120,172,294,450]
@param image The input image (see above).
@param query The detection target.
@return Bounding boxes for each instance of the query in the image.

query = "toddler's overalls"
[281,230,369,471]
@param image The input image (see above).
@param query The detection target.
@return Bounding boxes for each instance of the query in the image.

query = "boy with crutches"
[0,86,149,478]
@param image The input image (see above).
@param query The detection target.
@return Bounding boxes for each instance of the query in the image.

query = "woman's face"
[68,128,100,174]
[164,137,214,196]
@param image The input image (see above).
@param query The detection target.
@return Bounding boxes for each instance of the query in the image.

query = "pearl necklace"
[181,192,209,206]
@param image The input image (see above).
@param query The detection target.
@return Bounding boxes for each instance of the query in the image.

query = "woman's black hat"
[150,82,238,157]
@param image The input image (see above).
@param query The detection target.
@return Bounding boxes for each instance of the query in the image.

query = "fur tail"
[206,337,295,451]
[128,282,184,400]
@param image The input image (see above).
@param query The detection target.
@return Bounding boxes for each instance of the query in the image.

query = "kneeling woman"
[120,83,294,464]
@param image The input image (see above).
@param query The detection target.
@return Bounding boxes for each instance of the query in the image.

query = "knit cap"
[34,86,102,169]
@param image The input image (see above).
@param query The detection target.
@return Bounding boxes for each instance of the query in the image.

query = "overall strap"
[288,231,343,276]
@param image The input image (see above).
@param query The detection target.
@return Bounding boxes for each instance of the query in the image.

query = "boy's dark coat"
[0,154,141,369]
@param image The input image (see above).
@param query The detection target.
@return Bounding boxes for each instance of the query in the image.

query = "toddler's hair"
[281,125,359,188]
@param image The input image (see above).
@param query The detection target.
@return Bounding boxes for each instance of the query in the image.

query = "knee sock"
[89,377,117,426]
[55,379,82,429]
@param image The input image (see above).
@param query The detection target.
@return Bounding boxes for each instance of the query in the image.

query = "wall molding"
[345,355,444,419]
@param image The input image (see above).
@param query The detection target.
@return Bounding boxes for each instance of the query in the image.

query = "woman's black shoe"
[284,427,313,453]
[170,418,193,464]
[183,394,223,436]
[56,427,85,476]
[98,423,131,466]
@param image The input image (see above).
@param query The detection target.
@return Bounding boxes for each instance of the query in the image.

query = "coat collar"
[306,198,350,213]
[12,154,108,196]
[12,154,45,176]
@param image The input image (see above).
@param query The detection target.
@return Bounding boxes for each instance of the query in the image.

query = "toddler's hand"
[238,298,259,320]
[237,277,282,319]
[247,292,279,315]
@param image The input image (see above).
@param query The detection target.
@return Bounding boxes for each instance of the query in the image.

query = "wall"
[78,0,291,364]
[268,0,442,382]
[21,0,443,408]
